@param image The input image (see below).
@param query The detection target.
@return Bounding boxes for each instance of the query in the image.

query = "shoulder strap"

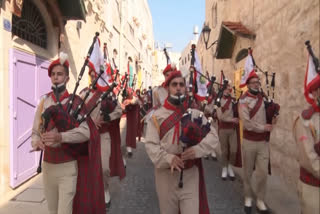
[85,90,102,112]
[159,110,183,140]
[221,97,232,113]
[249,94,263,119]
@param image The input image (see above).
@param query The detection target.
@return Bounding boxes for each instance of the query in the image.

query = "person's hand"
[41,131,62,145]
[34,140,45,150]
[93,118,103,129]
[232,118,239,124]
[170,155,184,173]
[123,99,131,106]
[264,124,273,132]
[272,116,278,124]
[181,148,196,161]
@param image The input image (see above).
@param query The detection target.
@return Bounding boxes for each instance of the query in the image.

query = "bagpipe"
[36,32,120,172]
[177,44,215,188]
[248,48,280,131]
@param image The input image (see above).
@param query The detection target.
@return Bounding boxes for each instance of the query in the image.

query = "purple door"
[9,49,51,188]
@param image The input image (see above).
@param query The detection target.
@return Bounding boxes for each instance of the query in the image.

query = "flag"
[128,62,134,88]
[193,50,208,101]
[87,38,112,92]
[239,49,258,88]
[304,54,320,104]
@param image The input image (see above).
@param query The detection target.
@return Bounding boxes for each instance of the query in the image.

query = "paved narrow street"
[108,142,245,214]
[1,140,301,214]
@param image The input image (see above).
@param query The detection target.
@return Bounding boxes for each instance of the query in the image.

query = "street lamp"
[202,25,218,50]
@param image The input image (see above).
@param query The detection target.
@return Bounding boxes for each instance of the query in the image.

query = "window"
[211,2,217,28]
[12,0,47,48]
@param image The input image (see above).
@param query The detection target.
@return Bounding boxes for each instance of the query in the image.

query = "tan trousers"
[218,128,237,166]
[120,117,127,154]
[155,166,199,214]
[242,139,269,200]
[100,132,111,192]
[298,180,320,214]
[42,160,78,214]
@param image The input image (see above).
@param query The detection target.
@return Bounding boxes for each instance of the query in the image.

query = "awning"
[57,0,86,21]
[216,21,255,59]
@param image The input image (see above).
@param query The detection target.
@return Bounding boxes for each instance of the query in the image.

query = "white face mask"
[51,81,67,94]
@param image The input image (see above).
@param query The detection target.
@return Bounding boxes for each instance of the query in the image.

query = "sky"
[148,0,205,53]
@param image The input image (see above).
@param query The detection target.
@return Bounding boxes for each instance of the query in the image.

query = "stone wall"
[198,0,320,192]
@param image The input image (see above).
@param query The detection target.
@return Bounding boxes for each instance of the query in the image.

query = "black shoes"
[105,200,111,209]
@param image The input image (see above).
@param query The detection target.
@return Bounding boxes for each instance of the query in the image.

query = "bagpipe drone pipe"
[248,47,280,141]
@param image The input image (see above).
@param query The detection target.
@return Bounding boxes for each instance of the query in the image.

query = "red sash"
[221,97,232,113]
[249,93,263,119]
[159,99,186,144]
[85,90,102,113]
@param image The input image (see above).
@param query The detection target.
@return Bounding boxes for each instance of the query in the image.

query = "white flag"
[304,54,320,104]
[87,38,112,92]
[240,50,256,88]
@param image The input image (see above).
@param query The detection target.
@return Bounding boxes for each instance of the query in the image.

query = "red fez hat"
[163,63,177,75]
[48,52,69,77]
[164,70,183,87]
[246,71,259,84]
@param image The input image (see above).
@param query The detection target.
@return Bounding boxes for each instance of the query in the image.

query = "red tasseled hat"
[164,70,183,87]
[246,71,259,84]
[48,52,69,77]
[163,63,177,74]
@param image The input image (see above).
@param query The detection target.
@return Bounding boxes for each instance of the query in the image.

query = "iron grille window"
[12,0,47,49]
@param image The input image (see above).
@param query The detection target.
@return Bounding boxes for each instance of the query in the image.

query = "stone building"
[197,0,319,192]
[0,0,154,199]
[152,48,180,87]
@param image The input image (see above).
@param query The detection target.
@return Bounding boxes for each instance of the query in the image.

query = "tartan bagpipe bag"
[42,95,88,157]
[179,110,211,146]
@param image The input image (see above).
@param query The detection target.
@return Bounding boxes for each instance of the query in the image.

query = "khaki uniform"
[145,106,219,214]
[152,86,168,107]
[239,94,269,200]
[293,110,320,214]
[31,94,90,214]
[216,97,237,166]
[80,89,122,194]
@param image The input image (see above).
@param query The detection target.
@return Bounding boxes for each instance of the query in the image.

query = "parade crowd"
[31,35,320,214]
